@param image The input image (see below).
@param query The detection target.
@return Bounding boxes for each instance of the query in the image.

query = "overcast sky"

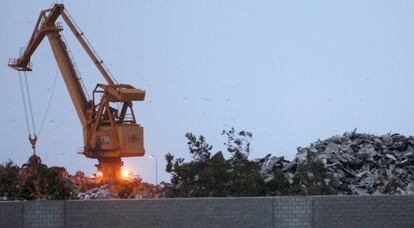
[1,0,414,183]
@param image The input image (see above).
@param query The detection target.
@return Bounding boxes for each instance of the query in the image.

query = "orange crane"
[8,4,146,181]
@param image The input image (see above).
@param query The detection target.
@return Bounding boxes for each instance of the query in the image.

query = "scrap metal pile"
[72,171,170,200]
[0,155,170,200]
[259,130,414,195]
[76,182,171,200]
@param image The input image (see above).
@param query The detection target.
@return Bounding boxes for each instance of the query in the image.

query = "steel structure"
[9,4,145,180]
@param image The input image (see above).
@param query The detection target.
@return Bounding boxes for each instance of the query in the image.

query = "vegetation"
[0,160,73,200]
[166,128,335,197]
[0,128,335,200]
[0,161,20,200]
[289,156,335,195]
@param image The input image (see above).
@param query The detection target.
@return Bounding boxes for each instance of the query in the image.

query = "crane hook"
[29,134,38,155]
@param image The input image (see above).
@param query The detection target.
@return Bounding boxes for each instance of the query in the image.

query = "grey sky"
[1,0,414,183]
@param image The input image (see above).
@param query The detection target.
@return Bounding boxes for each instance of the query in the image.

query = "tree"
[166,133,218,197]
[0,160,20,200]
[186,133,212,162]
[223,128,264,196]
[222,128,252,159]
[166,128,264,197]
[289,154,335,195]
[265,169,290,196]
[19,165,73,200]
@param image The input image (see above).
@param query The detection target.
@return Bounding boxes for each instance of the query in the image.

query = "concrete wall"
[1,195,414,228]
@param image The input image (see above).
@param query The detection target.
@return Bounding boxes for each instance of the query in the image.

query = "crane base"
[96,158,123,181]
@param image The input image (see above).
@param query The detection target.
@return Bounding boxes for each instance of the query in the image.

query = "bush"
[166,128,265,197]
[0,161,20,200]
[0,159,73,200]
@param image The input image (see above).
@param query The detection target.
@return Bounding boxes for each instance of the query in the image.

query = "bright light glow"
[121,168,132,179]
[97,171,103,177]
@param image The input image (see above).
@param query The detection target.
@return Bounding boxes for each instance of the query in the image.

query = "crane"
[8,4,146,181]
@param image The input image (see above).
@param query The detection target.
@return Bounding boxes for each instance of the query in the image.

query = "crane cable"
[18,71,37,154]
[38,68,58,137]
[17,70,58,154]
[18,71,31,137]
[23,71,37,135]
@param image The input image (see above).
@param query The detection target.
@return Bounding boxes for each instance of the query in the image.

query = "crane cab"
[93,124,144,157]
[82,84,146,160]
[79,84,146,180]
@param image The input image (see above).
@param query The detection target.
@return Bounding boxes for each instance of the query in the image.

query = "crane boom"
[10,4,89,126]
[47,29,89,126]
[9,4,146,180]
[11,6,62,71]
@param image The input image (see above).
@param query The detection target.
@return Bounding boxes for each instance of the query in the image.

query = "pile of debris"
[76,182,172,200]
[0,154,171,200]
[260,130,414,195]
[77,185,112,200]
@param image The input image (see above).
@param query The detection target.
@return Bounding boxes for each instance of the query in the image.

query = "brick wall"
[23,201,64,228]
[0,201,22,228]
[1,195,414,228]
[313,195,414,227]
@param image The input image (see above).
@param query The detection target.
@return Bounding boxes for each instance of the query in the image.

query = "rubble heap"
[260,131,414,195]
[76,182,171,200]
[77,185,112,200]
